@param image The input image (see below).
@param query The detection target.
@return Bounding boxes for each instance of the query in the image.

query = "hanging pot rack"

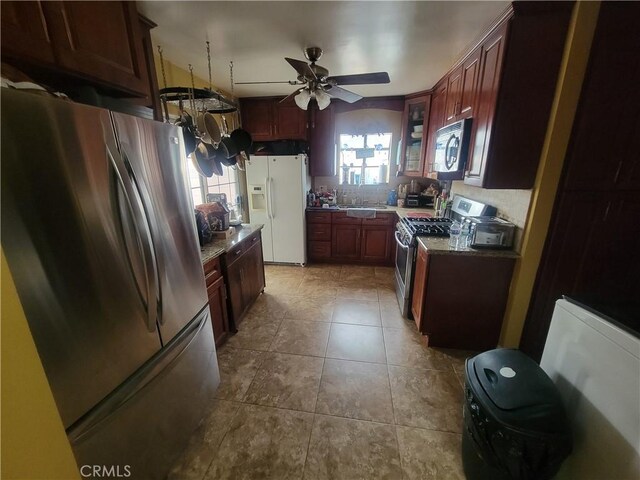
[157,43,237,116]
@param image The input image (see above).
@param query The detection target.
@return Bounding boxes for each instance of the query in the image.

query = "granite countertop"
[417,236,519,258]
[306,205,433,218]
[200,224,264,264]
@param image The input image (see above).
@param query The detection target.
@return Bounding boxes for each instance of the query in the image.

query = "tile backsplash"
[450,181,532,252]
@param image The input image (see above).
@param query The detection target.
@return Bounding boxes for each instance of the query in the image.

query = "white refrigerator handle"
[270,177,275,219]
[266,176,272,219]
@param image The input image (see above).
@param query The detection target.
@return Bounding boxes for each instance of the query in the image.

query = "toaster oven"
[467,216,515,249]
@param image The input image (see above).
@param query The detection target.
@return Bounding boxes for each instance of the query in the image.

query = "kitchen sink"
[338,205,388,210]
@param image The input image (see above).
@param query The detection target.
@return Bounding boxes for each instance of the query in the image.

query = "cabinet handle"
[252,236,258,243]
[235,249,243,256]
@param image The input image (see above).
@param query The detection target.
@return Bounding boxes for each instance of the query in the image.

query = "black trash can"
[462,348,572,480]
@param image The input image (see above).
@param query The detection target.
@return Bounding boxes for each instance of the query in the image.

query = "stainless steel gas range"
[394,195,497,318]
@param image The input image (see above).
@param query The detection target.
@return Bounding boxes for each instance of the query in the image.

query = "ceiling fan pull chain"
[206,41,213,92]
[157,45,168,89]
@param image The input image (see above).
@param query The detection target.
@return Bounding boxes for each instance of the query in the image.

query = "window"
[338,133,392,185]
[186,157,239,208]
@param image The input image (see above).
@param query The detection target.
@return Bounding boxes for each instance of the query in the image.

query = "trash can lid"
[469,349,568,431]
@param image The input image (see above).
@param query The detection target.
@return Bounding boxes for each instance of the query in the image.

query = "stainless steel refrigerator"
[1,89,219,479]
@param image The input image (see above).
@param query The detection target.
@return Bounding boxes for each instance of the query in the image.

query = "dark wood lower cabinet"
[361,226,393,263]
[223,232,266,330]
[412,241,516,350]
[203,256,230,347]
[307,210,396,265]
[331,224,361,260]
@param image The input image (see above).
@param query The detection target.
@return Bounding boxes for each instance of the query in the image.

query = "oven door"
[394,230,415,318]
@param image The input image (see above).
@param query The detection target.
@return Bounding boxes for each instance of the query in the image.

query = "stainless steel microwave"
[433,118,472,177]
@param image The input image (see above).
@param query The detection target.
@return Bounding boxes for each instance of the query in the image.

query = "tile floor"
[169,264,474,480]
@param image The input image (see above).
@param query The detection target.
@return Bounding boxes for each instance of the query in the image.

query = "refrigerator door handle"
[266,176,273,219]
[67,311,208,443]
[107,145,159,333]
[270,176,275,219]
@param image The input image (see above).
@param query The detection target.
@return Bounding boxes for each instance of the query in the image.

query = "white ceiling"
[138,1,509,99]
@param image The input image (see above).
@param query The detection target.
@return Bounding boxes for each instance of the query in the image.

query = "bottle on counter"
[459,218,471,249]
[449,220,462,249]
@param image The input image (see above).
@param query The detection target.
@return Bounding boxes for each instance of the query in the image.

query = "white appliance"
[540,298,640,480]
[246,154,310,264]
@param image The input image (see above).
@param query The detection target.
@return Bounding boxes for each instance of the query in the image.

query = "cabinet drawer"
[226,232,261,268]
[203,256,222,285]
[308,241,331,259]
[307,211,332,224]
[332,212,362,225]
[307,223,331,241]
[362,213,396,226]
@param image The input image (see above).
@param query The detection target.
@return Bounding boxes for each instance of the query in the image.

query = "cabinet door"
[207,276,229,347]
[309,106,336,176]
[331,224,361,260]
[465,23,507,186]
[45,1,149,96]
[360,226,392,264]
[240,99,273,141]
[245,236,266,301]
[274,102,307,140]
[225,259,244,330]
[458,48,481,119]
[411,244,429,330]
[401,95,430,177]
[423,81,448,178]
[1,1,56,65]
[444,66,463,123]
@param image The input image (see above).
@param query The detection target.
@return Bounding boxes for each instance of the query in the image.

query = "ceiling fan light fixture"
[294,88,311,110]
[315,88,331,110]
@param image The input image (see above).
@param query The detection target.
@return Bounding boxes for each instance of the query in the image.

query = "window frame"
[338,132,392,185]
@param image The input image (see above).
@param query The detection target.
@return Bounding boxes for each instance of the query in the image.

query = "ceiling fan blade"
[285,57,316,80]
[234,81,296,85]
[279,87,304,103]
[323,85,362,103]
[326,72,390,85]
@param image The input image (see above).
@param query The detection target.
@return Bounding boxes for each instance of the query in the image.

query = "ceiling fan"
[234,47,390,110]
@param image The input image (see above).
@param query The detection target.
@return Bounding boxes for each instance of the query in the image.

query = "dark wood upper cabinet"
[240,99,273,141]
[458,48,481,119]
[423,81,448,178]
[465,23,507,185]
[0,1,55,65]
[444,67,463,123]
[1,1,152,98]
[399,94,431,177]
[309,105,336,177]
[274,102,307,139]
[239,97,307,142]
[464,5,572,188]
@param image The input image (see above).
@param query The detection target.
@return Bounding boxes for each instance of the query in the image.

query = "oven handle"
[394,230,410,251]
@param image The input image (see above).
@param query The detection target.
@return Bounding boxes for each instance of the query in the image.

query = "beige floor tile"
[380,303,414,330]
[168,400,240,480]
[396,426,464,480]
[248,293,289,317]
[284,295,335,322]
[374,266,395,277]
[303,415,402,480]
[204,404,313,480]
[215,348,265,401]
[377,285,398,304]
[336,285,379,302]
[383,328,452,371]
[340,265,376,279]
[303,265,342,280]
[332,299,381,326]
[295,278,338,298]
[326,323,386,363]
[265,265,306,277]
[265,276,304,295]
[244,352,324,412]
[270,319,330,357]
[315,359,394,423]
[389,365,463,433]
[226,314,282,351]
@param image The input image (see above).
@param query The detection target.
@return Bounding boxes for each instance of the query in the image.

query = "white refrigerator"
[246,154,310,264]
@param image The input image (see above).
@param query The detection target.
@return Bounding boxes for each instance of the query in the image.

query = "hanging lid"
[468,349,569,432]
